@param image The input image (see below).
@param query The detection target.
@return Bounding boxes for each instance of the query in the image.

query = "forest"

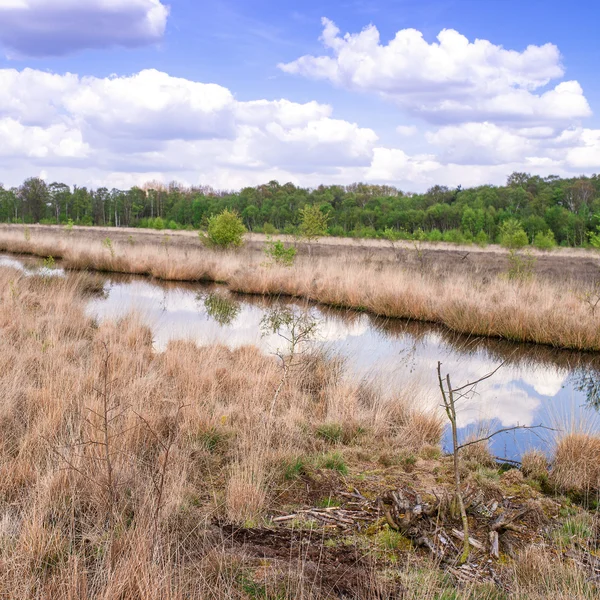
[2,171,600,247]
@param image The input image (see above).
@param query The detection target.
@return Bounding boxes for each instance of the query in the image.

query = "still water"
[3,254,598,460]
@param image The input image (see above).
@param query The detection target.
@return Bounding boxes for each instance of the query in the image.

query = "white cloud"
[396,125,418,136]
[0,0,169,57]
[0,67,379,186]
[0,118,89,159]
[0,61,599,191]
[565,129,600,169]
[426,122,538,165]
[279,18,591,126]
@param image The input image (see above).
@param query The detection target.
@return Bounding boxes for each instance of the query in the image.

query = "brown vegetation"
[0,226,599,351]
[0,265,598,598]
[552,432,600,496]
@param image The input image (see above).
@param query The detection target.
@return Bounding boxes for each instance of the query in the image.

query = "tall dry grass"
[0,228,599,350]
[0,265,597,598]
[0,265,445,598]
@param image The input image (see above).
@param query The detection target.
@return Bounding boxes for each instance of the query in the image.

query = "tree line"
[1,172,600,247]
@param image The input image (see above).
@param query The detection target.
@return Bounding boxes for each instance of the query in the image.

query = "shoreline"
[0,225,599,351]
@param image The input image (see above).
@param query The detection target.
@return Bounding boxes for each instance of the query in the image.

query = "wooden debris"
[489,531,499,559]
[451,528,485,551]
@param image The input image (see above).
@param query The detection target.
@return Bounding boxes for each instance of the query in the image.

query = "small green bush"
[283,457,308,480]
[102,236,115,258]
[262,222,278,235]
[475,230,488,247]
[500,218,529,249]
[442,229,467,244]
[263,238,297,267]
[506,249,536,280]
[315,423,344,444]
[533,230,556,250]
[299,204,330,240]
[427,228,443,242]
[201,209,246,249]
[151,217,165,230]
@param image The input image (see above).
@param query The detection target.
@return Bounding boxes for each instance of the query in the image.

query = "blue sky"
[0,0,599,191]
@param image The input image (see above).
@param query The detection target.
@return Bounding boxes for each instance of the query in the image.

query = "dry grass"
[0,227,599,350]
[551,432,600,495]
[0,265,597,597]
[521,450,549,482]
[0,265,447,598]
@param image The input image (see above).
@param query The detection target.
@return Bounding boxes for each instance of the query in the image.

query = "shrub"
[533,230,556,250]
[263,238,297,267]
[299,204,329,241]
[442,229,467,244]
[382,227,408,241]
[551,432,600,495]
[329,225,345,237]
[475,230,489,247]
[282,457,308,480]
[151,217,165,230]
[201,209,246,249]
[318,452,348,474]
[102,236,115,258]
[262,222,277,235]
[506,249,536,280]
[427,228,443,242]
[315,423,344,444]
[500,218,529,249]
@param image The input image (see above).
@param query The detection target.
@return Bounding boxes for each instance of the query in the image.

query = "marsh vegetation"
[0,225,599,598]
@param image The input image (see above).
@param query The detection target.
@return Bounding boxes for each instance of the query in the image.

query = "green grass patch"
[282,457,308,481]
[318,452,348,475]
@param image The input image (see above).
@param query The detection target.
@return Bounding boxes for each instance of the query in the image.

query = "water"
[3,254,599,460]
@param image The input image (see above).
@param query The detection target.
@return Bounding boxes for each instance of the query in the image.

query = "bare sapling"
[577,280,600,315]
[49,341,130,567]
[260,305,318,419]
[436,360,552,565]
[134,401,188,554]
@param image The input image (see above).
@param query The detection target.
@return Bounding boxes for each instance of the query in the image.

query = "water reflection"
[1,254,598,460]
[201,292,241,327]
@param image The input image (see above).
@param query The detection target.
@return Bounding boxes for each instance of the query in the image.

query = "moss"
[376,526,413,552]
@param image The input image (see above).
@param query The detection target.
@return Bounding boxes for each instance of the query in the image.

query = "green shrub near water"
[263,238,297,267]
[201,209,246,249]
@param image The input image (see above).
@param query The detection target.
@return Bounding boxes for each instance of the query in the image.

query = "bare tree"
[437,360,551,564]
[261,306,318,419]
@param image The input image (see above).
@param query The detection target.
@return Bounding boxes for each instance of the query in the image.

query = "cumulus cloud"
[0,63,599,191]
[0,67,378,185]
[0,0,169,57]
[279,18,591,126]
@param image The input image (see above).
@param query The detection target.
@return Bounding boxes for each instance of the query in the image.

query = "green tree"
[499,218,529,249]
[533,230,556,251]
[299,204,329,241]
[201,209,246,249]
[19,177,49,222]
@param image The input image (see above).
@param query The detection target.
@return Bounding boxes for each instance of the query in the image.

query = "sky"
[0,0,599,192]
